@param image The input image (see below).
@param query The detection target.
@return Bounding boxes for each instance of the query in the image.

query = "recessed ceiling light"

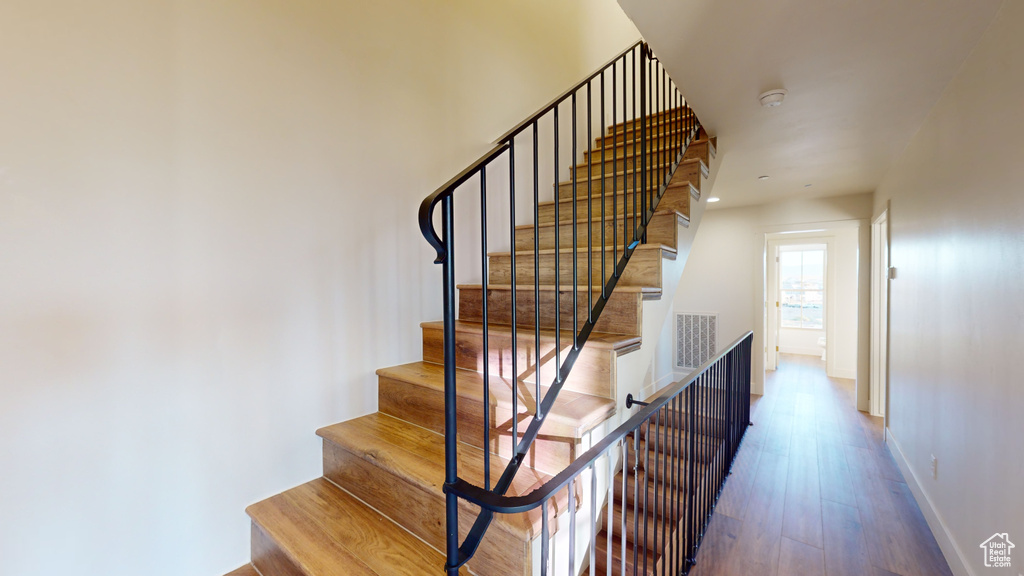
[708,197,721,203]
[804,184,812,187]
[758,89,788,108]
[758,175,770,180]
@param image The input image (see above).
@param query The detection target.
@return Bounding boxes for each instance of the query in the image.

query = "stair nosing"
[377,361,616,438]
[456,282,660,295]
[514,208,686,231]
[561,156,706,184]
[420,319,642,352]
[488,242,675,258]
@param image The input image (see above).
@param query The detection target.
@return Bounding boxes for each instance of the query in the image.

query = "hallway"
[691,354,952,576]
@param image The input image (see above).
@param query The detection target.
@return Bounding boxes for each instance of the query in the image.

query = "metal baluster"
[662,67,667,190]
[599,71,606,297]
[509,140,518,446]
[571,93,578,346]
[480,169,491,490]
[687,385,696,568]
[569,477,576,573]
[639,45,647,245]
[542,499,549,576]
[661,406,669,576]
[614,436,622,569]
[590,461,597,576]
[626,45,634,241]
[671,391,679,569]
[642,419,651,575]
[611,60,617,271]
[652,409,660,576]
[440,194,459,576]
[587,81,594,321]
[554,107,561,381]
[621,54,629,256]
[533,121,541,417]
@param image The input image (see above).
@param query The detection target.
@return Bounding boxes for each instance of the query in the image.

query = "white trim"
[870,209,890,417]
[830,368,857,380]
[885,429,974,576]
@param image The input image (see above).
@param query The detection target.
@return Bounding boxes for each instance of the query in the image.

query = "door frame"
[766,235,834,374]
[870,209,890,417]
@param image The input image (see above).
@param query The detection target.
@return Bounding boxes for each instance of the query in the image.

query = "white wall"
[873,2,1024,573]
[671,194,871,403]
[0,1,638,574]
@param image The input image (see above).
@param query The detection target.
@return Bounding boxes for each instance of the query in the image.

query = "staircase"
[226,42,722,576]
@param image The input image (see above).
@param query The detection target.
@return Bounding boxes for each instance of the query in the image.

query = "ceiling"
[618,0,1004,208]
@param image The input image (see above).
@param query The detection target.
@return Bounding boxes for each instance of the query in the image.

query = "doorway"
[766,237,834,374]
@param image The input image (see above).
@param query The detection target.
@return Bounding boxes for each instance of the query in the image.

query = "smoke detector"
[758,89,788,108]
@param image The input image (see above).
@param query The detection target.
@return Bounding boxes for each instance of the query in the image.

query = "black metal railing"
[451,332,753,575]
[419,40,702,573]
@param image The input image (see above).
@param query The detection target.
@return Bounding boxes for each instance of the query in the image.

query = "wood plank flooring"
[691,354,952,576]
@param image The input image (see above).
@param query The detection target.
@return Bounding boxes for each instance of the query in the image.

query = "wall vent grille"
[676,313,718,370]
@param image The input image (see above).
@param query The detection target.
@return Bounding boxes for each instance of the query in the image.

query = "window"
[779,247,825,329]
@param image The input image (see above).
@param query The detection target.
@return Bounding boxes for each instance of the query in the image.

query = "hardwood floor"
[691,354,952,576]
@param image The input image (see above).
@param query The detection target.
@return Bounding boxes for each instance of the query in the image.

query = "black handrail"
[418,39,702,574]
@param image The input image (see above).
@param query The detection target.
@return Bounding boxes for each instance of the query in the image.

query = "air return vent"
[676,313,718,370]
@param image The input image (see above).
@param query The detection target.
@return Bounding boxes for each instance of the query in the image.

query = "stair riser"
[251,524,309,576]
[557,161,702,200]
[322,441,531,576]
[573,143,708,180]
[603,504,660,554]
[542,186,692,226]
[421,324,617,398]
[518,211,679,254]
[594,126,693,150]
[598,537,651,573]
[488,248,663,290]
[581,140,709,172]
[617,472,691,512]
[459,285,643,337]
[628,438,721,469]
[609,111,694,137]
[377,374,576,473]
[655,410,728,437]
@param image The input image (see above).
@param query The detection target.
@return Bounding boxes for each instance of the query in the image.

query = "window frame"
[779,247,826,330]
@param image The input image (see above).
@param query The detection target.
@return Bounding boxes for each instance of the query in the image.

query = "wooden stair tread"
[420,320,641,353]
[607,107,693,130]
[512,208,687,232]
[316,412,560,538]
[596,123,698,146]
[376,361,615,438]
[583,136,710,163]
[246,478,463,576]
[458,283,661,296]
[595,529,656,576]
[560,157,707,186]
[223,564,260,576]
[490,242,676,258]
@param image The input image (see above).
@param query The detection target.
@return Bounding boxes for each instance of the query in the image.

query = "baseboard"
[830,368,856,379]
[885,428,974,576]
